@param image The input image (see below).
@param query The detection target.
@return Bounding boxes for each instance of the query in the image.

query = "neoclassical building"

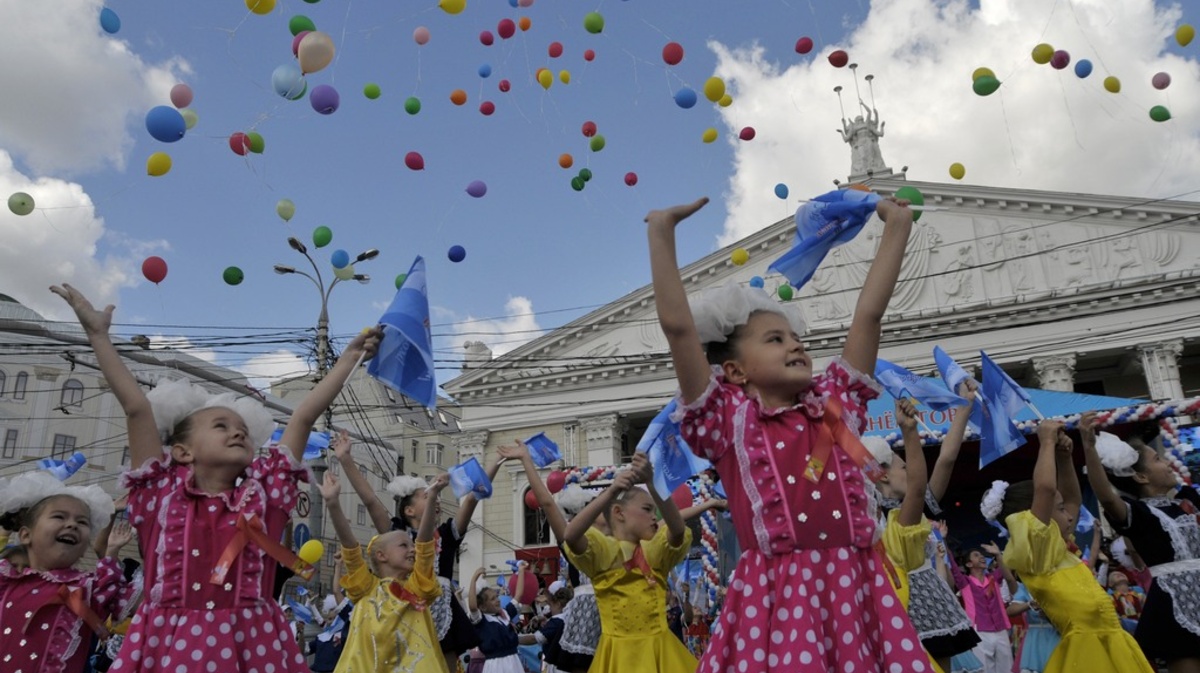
[442,107,1199,582]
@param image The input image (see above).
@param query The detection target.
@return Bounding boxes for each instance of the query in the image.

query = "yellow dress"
[335,540,449,673]
[881,511,944,673]
[564,526,697,673]
[1002,511,1153,673]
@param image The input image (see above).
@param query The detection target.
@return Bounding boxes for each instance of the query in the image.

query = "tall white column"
[1138,340,1185,401]
[1032,354,1076,392]
[581,413,625,467]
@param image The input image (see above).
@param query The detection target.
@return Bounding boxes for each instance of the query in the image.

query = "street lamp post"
[274,237,378,557]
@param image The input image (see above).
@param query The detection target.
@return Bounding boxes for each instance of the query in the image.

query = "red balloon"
[738,127,756,141]
[581,120,597,137]
[828,50,849,68]
[524,489,541,510]
[507,570,538,606]
[795,36,813,54]
[546,471,566,494]
[142,256,168,284]
[479,101,495,116]
[405,151,425,170]
[670,483,693,511]
[498,79,511,93]
[229,132,250,156]
[497,18,516,39]
[662,42,684,65]
[548,42,563,58]
[624,172,638,186]
[583,49,595,62]
[479,30,495,46]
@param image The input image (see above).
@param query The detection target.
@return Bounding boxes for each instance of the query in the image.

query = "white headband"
[1095,433,1139,477]
[0,471,114,532]
[386,475,429,502]
[148,378,276,451]
[554,484,598,517]
[861,436,893,467]
[980,480,1009,522]
[689,283,807,345]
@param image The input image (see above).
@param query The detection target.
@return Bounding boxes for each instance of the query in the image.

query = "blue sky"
[1,0,1197,388]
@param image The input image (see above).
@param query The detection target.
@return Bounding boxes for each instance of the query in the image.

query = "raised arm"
[982,541,1018,595]
[646,198,713,405]
[1055,429,1082,528]
[331,550,345,603]
[1031,420,1064,525]
[929,382,976,502]
[841,199,914,374]
[896,399,927,527]
[331,429,392,533]
[103,520,134,560]
[679,498,727,522]
[455,450,507,538]
[500,442,569,542]
[467,567,486,615]
[1078,411,1129,524]
[418,474,450,545]
[563,468,639,555]
[638,453,686,547]
[281,328,381,463]
[51,284,161,469]
[512,560,528,608]
[320,472,359,551]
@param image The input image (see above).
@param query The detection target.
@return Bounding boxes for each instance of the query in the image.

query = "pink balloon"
[548,42,563,58]
[1152,72,1171,90]
[739,127,756,141]
[624,172,638,186]
[1050,50,1070,70]
[170,84,193,108]
[498,19,516,39]
[405,151,425,171]
[479,101,495,116]
[291,31,309,57]
[479,30,494,46]
[583,49,595,62]
[413,26,430,45]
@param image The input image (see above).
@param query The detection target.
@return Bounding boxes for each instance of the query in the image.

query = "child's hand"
[957,380,978,403]
[630,452,653,484]
[644,197,710,232]
[981,541,1002,556]
[895,398,919,431]
[331,429,352,461]
[496,442,529,462]
[50,284,114,336]
[875,196,914,224]
[1037,419,1064,445]
[611,467,639,493]
[347,326,383,360]
[932,519,948,537]
[319,471,341,502]
[106,521,133,554]
[427,472,450,494]
[1078,411,1098,443]
[1055,429,1075,456]
[706,498,728,512]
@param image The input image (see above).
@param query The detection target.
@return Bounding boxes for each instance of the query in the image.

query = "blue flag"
[524,432,562,468]
[874,359,967,411]
[978,352,1030,467]
[287,599,316,625]
[768,188,881,289]
[368,256,438,409]
[448,456,493,500]
[635,400,712,500]
[268,427,329,460]
[933,346,984,432]
[38,452,86,481]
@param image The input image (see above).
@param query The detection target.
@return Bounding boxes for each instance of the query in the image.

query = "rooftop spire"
[836,65,894,183]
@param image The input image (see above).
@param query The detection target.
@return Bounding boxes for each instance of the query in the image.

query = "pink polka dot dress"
[109,447,310,673]
[675,358,930,673]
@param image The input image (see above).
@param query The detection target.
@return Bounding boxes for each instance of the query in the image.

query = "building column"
[1031,354,1076,392]
[451,430,490,584]
[1138,340,1185,401]
[581,413,625,467]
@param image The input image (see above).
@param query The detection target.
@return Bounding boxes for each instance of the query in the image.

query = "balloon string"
[997,92,1022,177]
[330,0,356,86]
[1056,78,1086,151]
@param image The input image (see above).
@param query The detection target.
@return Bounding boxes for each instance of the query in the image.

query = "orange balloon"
[558,153,573,169]
[450,89,467,105]
[518,16,531,31]
[847,183,871,192]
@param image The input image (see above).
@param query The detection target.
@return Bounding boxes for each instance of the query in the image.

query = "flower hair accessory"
[1094,432,1139,477]
[386,475,428,501]
[147,378,275,451]
[0,471,115,531]
[861,436,893,468]
[689,283,807,345]
[980,480,1009,522]
[554,484,598,517]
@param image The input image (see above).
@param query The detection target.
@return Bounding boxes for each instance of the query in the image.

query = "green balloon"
[583,11,604,34]
[1149,105,1171,122]
[570,177,585,191]
[777,284,794,301]
[394,273,407,289]
[972,75,1001,97]
[312,226,333,248]
[289,15,316,36]
[363,83,381,100]
[404,96,421,115]
[589,135,606,152]
[223,266,244,286]
[181,108,199,129]
[7,192,34,216]
[894,185,925,222]
[578,168,593,182]
[246,132,265,154]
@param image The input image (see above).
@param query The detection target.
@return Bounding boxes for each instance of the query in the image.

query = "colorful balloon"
[413,26,430,45]
[147,152,171,176]
[1103,76,1120,93]
[519,16,531,31]
[1050,50,1070,70]
[578,168,592,182]
[701,128,718,143]
[394,274,407,289]
[558,154,573,169]
[1074,59,1092,78]
[297,540,324,565]
[480,30,494,46]
[289,15,316,35]
[1152,72,1171,90]
[624,172,638,186]
[276,199,295,221]
[439,0,465,14]
[450,89,467,105]
[718,94,733,107]
[363,83,381,99]
[589,135,606,152]
[559,70,571,84]
[581,121,597,137]
[971,67,994,82]
[662,42,684,65]
[795,37,813,54]
[229,132,251,156]
[774,183,788,199]
[99,7,120,34]
[674,87,697,109]
[246,132,265,154]
[404,152,424,170]
[272,64,307,100]
[703,77,726,103]
[583,49,595,62]
[972,76,1001,96]
[246,0,275,14]
[223,267,245,286]
[498,79,510,92]
[537,69,553,90]
[297,32,335,74]
[292,31,309,57]
[497,18,516,39]
[548,42,563,58]
[570,177,585,191]
[448,245,466,262]
[478,64,492,78]
[330,249,350,269]
[466,180,487,198]
[334,264,355,281]
[180,108,198,129]
[170,84,193,109]
[894,185,925,222]
[404,97,421,115]
[1031,43,1054,65]
[1150,105,1171,122]
[828,50,848,67]
[749,276,764,288]
[142,256,168,284]
[313,226,333,248]
[479,101,495,116]
[731,248,749,266]
[583,12,604,34]
[738,127,756,141]
[777,285,793,301]
[145,106,186,143]
[7,192,33,216]
[1177,24,1195,47]
[949,162,965,180]
[309,84,339,114]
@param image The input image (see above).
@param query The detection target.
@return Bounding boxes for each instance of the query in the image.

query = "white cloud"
[713,0,1199,244]
[238,350,312,391]
[0,0,189,176]
[449,296,544,358]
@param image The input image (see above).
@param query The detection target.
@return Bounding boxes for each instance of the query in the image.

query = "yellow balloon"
[1031,43,1054,65]
[147,152,171,177]
[1177,24,1195,47]
[703,77,726,103]
[180,108,198,130]
[948,162,965,180]
[1103,76,1121,93]
[439,0,466,14]
[558,70,570,84]
[334,264,356,281]
[971,67,994,82]
[537,69,553,90]
[718,94,733,107]
[731,248,749,266]
[298,539,324,565]
[702,128,718,143]
[246,0,275,15]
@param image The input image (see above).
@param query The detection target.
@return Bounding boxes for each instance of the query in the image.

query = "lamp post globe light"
[273,237,378,560]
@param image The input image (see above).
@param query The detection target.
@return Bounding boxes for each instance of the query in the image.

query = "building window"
[411,439,419,465]
[327,546,338,568]
[13,372,28,400]
[523,489,551,546]
[357,504,367,526]
[2,429,17,459]
[0,370,6,397]
[425,442,443,466]
[51,434,76,461]
[60,379,85,408]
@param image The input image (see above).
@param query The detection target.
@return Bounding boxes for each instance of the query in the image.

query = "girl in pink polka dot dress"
[647,197,930,672]
[51,284,381,673]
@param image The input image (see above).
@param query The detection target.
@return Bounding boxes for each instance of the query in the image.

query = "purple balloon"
[1152,72,1171,90]
[448,245,466,262]
[1050,50,1070,70]
[310,84,339,115]
[465,180,487,198]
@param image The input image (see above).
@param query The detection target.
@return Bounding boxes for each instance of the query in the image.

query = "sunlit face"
[723,312,811,406]
[966,550,988,571]
[1135,446,1179,494]
[613,489,658,542]
[19,495,92,570]
[1050,491,1076,540]
[171,407,254,470]
[372,530,416,577]
[479,588,502,615]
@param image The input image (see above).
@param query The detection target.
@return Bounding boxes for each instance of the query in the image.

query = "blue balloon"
[674,87,698,109]
[330,249,350,269]
[774,183,789,199]
[448,245,466,263]
[145,106,186,143]
[478,63,492,78]
[99,7,121,34]
[1074,59,1093,79]
[272,64,307,100]
[749,276,765,288]
[508,0,519,6]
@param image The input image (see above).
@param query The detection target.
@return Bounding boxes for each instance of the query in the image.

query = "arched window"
[13,372,27,400]
[522,487,551,546]
[61,379,85,408]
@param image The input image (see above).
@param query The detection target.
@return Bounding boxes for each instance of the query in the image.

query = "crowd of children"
[1,189,1197,673]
